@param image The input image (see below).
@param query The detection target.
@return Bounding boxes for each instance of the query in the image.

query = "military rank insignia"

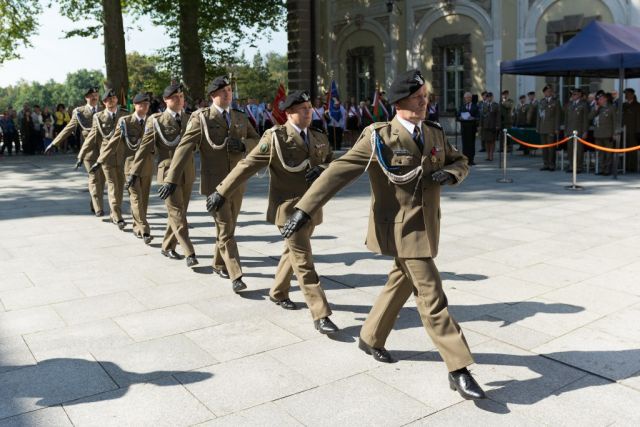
[259,143,269,154]
[430,147,438,164]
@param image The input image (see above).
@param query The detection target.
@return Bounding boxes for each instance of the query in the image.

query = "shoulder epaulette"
[425,120,443,130]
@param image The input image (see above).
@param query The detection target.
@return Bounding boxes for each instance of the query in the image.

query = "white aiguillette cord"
[153,116,181,147]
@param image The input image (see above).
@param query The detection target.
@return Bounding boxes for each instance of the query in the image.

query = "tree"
[126,52,171,96]
[0,0,41,64]
[129,0,286,100]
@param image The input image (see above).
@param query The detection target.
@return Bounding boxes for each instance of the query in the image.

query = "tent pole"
[614,65,624,180]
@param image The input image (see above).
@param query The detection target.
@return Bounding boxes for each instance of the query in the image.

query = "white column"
[489,0,502,93]
[516,38,537,95]
[485,41,498,93]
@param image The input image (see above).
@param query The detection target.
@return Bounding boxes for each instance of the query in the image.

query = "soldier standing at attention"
[537,85,561,171]
[45,87,104,215]
[480,92,499,161]
[83,86,128,229]
[94,93,153,243]
[129,83,198,268]
[590,92,617,176]
[162,76,259,291]
[500,90,514,153]
[564,88,589,174]
[281,70,486,400]
[622,88,640,172]
[208,90,338,334]
[514,95,529,127]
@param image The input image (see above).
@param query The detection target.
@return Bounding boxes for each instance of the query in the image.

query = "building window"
[443,46,464,112]
[346,47,375,102]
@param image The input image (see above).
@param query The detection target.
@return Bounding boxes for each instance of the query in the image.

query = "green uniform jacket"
[98,114,151,176]
[501,98,514,128]
[295,117,469,259]
[216,122,333,227]
[129,110,194,185]
[165,106,260,195]
[50,104,97,150]
[622,101,640,142]
[480,101,500,131]
[590,104,617,139]
[514,103,529,127]
[564,100,590,135]
[78,107,128,163]
[536,97,561,134]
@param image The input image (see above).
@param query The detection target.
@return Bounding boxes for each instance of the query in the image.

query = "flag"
[271,83,287,125]
[328,80,342,123]
[372,89,389,121]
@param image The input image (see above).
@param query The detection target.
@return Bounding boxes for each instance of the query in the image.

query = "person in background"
[21,106,34,155]
[31,105,44,154]
[590,92,617,176]
[458,91,479,165]
[0,110,19,156]
[427,94,439,122]
[622,88,640,172]
[326,98,346,150]
[43,117,55,152]
[311,97,325,130]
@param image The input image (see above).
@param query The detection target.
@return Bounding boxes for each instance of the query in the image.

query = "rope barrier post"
[497,128,513,184]
[565,130,584,191]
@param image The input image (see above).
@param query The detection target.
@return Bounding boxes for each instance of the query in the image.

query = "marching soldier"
[162,76,259,290]
[564,88,589,174]
[83,86,128,229]
[208,90,338,334]
[93,93,152,243]
[536,85,561,171]
[479,92,499,161]
[281,70,486,400]
[590,92,617,176]
[128,83,198,267]
[622,88,640,172]
[45,87,104,215]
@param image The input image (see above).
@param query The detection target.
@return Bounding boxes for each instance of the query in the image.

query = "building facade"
[287,0,640,113]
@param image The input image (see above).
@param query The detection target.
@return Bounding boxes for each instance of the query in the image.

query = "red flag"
[271,83,287,125]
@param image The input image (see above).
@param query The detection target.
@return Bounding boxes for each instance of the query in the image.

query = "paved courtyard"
[1,150,639,426]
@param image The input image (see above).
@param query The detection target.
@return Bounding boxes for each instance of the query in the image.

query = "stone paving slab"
[1,153,640,425]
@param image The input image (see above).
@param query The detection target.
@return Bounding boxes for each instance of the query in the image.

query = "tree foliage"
[0,0,42,64]
[127,52,172,97]
[232,52,287,102]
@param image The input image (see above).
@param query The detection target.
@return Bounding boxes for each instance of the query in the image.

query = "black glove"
[226,137,245,153]
[431,170,456,185]
[125,174,137,190]
[89,162,101,173]
[281,209,311,238]
[75,160,82,170]
[157,182,177,200]
[305,165,324,184]
[206,192,225,212]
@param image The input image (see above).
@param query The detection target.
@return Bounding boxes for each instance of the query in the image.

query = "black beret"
[387,69,425,104]
[595,92,606,100]
[85,87,99,97]
[102,87,117,101]
[571,87,583,93]
[133,93,150,104]
[207,75,231,95]
[486,92,494,97]
[163,83,184,99]
[279,90,311,111]
[624,88,635,94]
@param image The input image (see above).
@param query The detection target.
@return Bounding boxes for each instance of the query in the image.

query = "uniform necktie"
[300,130,308,148]
[175,113,181,126]
[92,107,96,114]
[413,126,424,152]
[222,110,230,128]
[139,119,144,127]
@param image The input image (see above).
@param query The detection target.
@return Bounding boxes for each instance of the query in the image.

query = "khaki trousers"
[272,222,331,321]
[596,137,614,174]
[129,175,151,236]
[83,159,105,213]
[360,257,474,372]
[102,163,125,222]
[161,181,195,255]
[212,186,245,280]
[566,138,585,172]
[541,133,557,169]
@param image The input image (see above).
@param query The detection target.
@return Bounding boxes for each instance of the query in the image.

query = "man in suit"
[45,87,104,215]
[162,76,259,291]
[281,69,486,400]
[128,83,198,268]
[537,86,561,171]
[208,90,339,334]
[457,92,479,165]
[94,93,152,242]
[83,86,128,228]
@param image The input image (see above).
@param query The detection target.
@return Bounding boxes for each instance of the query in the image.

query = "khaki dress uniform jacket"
[536,97,561,169]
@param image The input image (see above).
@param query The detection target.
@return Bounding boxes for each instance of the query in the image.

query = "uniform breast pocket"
[390,155,417,167]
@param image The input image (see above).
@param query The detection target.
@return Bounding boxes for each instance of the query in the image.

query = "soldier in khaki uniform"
[93,93,152,243]
[514,95,529,127]
[129,83,198,267]
[45,87,104,215]
[500,90,514,153]
[82,87,128,228]
[622,88,640,172]
[479,92,499,161]
[209,90,339,334]
[590,92,617,176]
[564,88,590,174]
[164,75,259,292]
[282,70,486,400]
[536,85,561,171]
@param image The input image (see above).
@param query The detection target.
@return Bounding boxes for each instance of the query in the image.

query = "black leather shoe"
[161,249,183,260]
[314,317,339,334]
[186,254,199,268]
[539,167,550,171]
[232,278,247,293]
[212,267,230,279]
[95,210,104,217]
[358,337,394,363]
[448,368,487,400]
[117,220,126,230]
[269,296,297,310]
[143,234,153,245]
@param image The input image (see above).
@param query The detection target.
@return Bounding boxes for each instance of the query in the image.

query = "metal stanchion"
[565,130,584,191]
[497,128,513,183]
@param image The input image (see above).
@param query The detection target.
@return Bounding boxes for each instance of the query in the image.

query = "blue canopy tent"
[500,20,640,177]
